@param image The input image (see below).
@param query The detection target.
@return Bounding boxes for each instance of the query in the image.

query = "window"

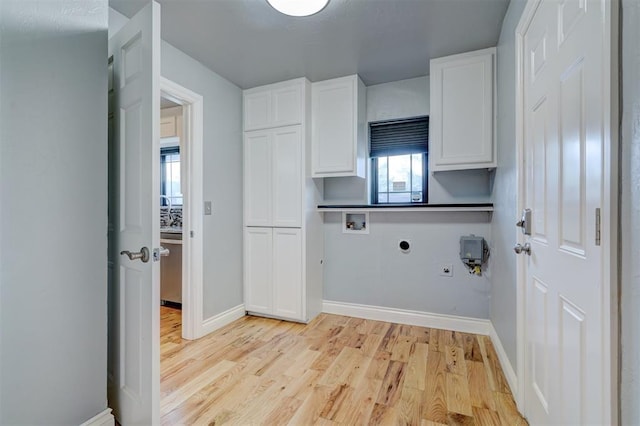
[370,116,428,204]
[161,146,182,206]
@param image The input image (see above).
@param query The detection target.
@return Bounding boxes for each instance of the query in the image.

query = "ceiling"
[110,0,509,90]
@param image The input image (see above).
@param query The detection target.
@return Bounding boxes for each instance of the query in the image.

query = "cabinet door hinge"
[595,208,601,246]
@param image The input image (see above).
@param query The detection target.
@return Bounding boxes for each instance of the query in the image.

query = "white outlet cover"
[440,263,453,277]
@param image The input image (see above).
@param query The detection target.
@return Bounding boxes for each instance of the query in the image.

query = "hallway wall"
[620,0,640,422]
[161,42,244,318]
[489,0,527,371]
[0,1,109,423]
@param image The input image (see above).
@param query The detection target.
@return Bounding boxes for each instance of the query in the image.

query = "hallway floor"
[160,306,527,425]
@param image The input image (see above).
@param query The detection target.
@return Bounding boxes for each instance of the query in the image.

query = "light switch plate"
[204,201,212,215]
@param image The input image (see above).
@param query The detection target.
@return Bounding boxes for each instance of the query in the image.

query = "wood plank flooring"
[160,307,527,425]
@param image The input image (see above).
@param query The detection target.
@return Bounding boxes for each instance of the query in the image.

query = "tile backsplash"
[161,206,183,228]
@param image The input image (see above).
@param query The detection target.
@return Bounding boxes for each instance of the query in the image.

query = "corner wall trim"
[322,300,491,335]
[489,323,518,396]
[80,408,114,426]
[200,304,246,337]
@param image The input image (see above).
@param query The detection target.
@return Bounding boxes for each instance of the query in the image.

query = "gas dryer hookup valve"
[459,235,490,276]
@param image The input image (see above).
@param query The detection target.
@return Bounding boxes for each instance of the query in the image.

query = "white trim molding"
[160,77,204,341]
[489,323,518,397]
[200,304,246,336]
[322,300,491,336]
[80,408,114,426]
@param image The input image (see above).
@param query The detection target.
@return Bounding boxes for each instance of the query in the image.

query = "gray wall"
[161,42,244,318]
[323,77,492,319]
[0,1,108,424]
[489,0,527,371]
[620,0,640,422]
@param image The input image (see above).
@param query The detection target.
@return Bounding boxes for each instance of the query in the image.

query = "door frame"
[160,77,204,340]
[514,0,619,422]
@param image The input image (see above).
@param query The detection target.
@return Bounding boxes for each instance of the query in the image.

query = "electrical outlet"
[440,263,453,277]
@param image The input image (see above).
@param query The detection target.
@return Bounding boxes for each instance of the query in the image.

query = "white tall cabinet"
[243,78,323,323]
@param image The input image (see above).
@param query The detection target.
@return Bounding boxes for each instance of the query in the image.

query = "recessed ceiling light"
[267,0,330,17]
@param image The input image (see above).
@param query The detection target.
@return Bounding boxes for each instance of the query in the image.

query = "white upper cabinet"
[311,75,366,178]
[244,126,302,228]
[429,47,496,171]
[160,106,182,139]
[244,79,304,131]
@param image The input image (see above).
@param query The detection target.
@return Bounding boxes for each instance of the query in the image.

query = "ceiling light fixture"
[267,0,330,17]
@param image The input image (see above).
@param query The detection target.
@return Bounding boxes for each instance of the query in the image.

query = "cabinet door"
[430,48,495,171]
[272,84,302,128]
[160,115,176,138]
[244,227,273,314]
[312,77,356,175]
[244,91,271,131]
[272,228,302,320]
[272,126,302,227]
[245,131,272,226]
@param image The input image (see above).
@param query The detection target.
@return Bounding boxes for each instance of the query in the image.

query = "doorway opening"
[159,77,204,341]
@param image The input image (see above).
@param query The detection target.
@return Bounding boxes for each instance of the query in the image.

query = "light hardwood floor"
[160,306,527,425]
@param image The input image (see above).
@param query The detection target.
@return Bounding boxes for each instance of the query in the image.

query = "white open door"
[517,0,616,424]
[108,2,161,424]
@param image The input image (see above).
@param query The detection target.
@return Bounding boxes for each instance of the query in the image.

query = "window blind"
[369,116,429,158]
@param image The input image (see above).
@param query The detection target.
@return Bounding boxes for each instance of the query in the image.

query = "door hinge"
[595,208,601,246]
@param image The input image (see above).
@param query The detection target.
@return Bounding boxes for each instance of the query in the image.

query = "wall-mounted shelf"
[318,203,493,213]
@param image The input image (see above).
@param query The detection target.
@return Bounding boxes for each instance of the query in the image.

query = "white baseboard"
[489,323,518,396]
[200,304,245,337]
[322,300,491,335]
[80,408,114,426]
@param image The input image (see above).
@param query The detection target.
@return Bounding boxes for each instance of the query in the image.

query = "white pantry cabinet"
[429,47,496,171]
[244,228,303,320]
[244,80,303,131]
[311,74,367,178]
[244,227,273,314]
[243,78,323,323]
[244,126,302,228]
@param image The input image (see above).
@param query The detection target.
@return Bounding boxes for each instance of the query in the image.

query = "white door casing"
[160,77,205,341]
[108,2,161,424]
[516,0,616,424]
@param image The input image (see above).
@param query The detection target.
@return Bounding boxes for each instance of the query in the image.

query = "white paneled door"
[520,0,613,424]
[272,228,303,319]
[108,2,161,424]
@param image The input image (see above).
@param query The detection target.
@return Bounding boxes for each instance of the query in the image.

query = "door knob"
[159,246,170,257]
[513,243,531,255]
[120,247,150,263]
